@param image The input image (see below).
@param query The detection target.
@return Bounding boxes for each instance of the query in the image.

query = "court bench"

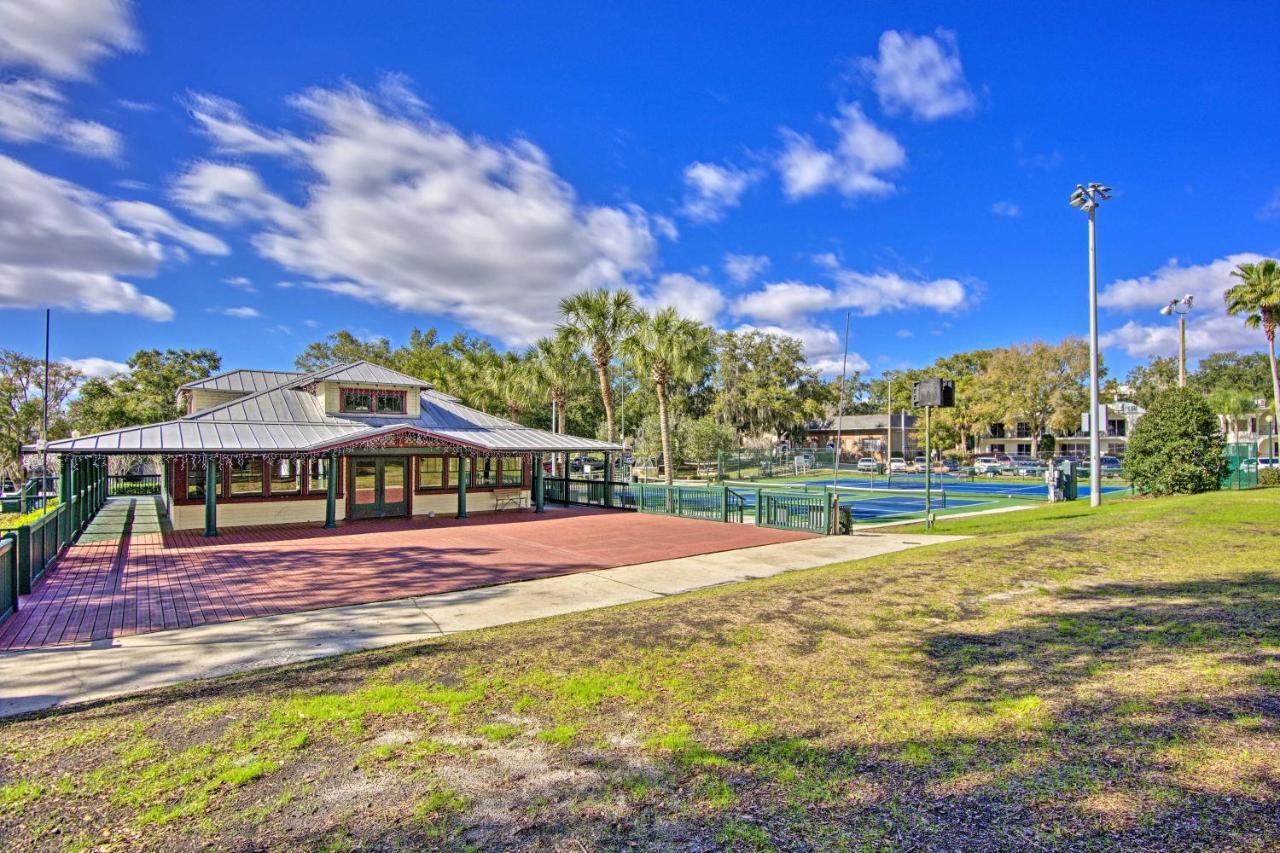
[493,488,529,512]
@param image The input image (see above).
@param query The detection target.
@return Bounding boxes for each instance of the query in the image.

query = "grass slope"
[2,490,1278,850]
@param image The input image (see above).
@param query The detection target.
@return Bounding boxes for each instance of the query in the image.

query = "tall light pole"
[1160,294,1194,387]
[1069,182,1113,508]
[832,312,851,486]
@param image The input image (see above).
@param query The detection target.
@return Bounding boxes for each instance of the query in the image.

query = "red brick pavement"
[0,508,811,650]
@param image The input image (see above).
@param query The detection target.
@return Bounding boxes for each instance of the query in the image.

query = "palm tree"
[1207,388,1258,445]
[530,332,589,434]
[624,308,713,484]
[481,351,538,424]
[557,288,638,442]
[1225,259,1280,440]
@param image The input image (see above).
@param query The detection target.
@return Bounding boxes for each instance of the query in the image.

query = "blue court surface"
[722,483,991,521]
[794,475,1130,500]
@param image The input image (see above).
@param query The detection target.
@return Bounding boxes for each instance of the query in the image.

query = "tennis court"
[758,472,1132,501]
[722,480,995,524]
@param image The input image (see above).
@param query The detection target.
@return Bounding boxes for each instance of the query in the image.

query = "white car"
[973,457,1005,476]
[856,457,877,472]
[911,456,928,472]
[888,458,909,473]
[1015,460,1047,476]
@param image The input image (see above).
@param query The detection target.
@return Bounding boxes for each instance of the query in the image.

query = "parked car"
[911,455,928,471]
[1258,456,1278,469]
[973,456,1005,476]
[1015,459,1048,476]
[856,457,877,472]
[939,458,960,472]
[888,458,909,473]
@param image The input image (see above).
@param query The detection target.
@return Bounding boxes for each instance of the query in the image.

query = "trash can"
[1056,459,1078,501]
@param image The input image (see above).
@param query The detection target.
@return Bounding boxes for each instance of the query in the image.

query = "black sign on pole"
[911,377,955,408]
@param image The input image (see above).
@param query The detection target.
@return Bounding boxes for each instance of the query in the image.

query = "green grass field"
[2,489,1278,849]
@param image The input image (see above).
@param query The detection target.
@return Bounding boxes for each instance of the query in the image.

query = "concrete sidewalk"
[0,532,964,717]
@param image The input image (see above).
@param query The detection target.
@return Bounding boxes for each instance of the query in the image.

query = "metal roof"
[301,362,431,388]
[808,414,919,432]
[178,369,303,394]
[45,360,621,455]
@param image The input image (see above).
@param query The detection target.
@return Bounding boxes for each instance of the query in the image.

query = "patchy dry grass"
[2,489,1279,849]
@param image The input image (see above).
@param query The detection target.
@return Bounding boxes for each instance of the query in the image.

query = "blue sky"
[2,0,1278,380]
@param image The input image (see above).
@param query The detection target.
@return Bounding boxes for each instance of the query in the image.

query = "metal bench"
[492,488,528,512]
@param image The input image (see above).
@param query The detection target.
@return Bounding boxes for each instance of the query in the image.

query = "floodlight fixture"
[1159,293,1195,387]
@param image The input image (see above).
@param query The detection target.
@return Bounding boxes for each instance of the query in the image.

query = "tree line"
[3,257,1277,485]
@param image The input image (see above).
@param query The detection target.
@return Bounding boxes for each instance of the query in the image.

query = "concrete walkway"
[0,531,964,717]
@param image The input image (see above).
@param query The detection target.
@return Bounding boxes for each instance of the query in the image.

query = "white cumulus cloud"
[0,0,137,159]
[61,356,129,378]
[219,306,261,319]
[776,103,905,201]
[0,0,138,80]
[678,161,759,223]
[174,79,664,346]
[1098,253,1269,359]
[723,252,770,284]
[0,154,221,320]
[639,273,725,324]
[859,28,976,121]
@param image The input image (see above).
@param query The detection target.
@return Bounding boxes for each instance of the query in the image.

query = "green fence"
[1222,442,1260,490]
[543,477,634,509]
[756,490,832,534]
[0,534,15,623]
[631,483,746,523]
[0,456,107,625]
[717,448,861,481]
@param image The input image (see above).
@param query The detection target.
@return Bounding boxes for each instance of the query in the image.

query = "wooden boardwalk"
[0,497,810,651]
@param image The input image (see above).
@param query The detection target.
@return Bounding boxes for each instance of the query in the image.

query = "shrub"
[1124,387,1228,495]
[1260,468,1280,487]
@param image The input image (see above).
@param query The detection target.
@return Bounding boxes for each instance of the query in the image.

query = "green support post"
[603,452,614,508]
[14,525,31,595]
[203,455,218,537]
[720,484,729,523]
[456,455,468,519]
[324,451,338,528]
[534,453,545,513]
[754,487,763,526]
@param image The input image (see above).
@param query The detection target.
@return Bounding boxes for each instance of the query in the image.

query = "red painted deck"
[0,508,811,651]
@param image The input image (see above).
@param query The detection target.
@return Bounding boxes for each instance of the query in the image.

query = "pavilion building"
[41,361,619,535]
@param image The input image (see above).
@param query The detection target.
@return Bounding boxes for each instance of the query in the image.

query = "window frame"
[267,457,303,496]
[415,455,448,492]
[173,456,344,505]
[339,387,408,415]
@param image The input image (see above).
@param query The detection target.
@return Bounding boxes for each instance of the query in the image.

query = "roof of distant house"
[808,414,920,432]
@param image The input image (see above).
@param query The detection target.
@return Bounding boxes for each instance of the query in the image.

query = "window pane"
[271,459,301,495]
[186,463,206,500]
[229,458,264,497]
[475,456,497,487]
[447,457,461,487]
[342,389,372,412]
[384,460,405,503]
[500,456,523,487]
[376,391,404,413]
[353,459,377,505]
[417,456,444,489]
[308,458,330,493]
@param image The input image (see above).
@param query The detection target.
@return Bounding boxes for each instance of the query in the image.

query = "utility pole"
[832,312,851,486]
[41,309,50,508]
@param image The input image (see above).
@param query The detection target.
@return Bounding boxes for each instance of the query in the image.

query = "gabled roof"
[301,361,431,389]
[178,369,303,394]
[44,361,620,455]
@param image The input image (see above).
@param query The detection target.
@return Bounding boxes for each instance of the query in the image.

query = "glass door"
[348,457,409,520]
[380,458,408,517]
[350,458,379,520]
